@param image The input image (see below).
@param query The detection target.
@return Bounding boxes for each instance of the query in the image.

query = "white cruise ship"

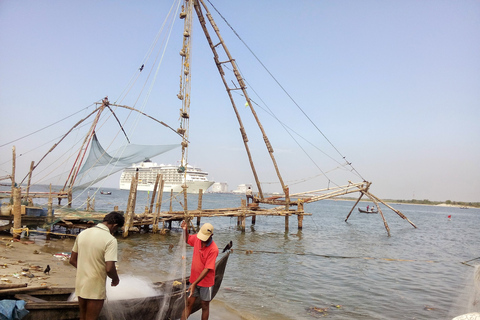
[119,160,214,194]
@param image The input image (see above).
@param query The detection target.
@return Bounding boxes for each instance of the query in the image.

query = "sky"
[0,0,479,202]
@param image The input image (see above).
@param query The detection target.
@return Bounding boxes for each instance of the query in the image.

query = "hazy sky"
[1,0,479,202]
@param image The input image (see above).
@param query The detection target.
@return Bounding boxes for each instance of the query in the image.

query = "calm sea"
[29,188,480,319]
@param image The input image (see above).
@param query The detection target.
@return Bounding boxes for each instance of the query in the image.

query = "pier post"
[196,189,203,227]
[12,187,21,240]
[239,199,246,232]
[149,174,161,214]
[123,172,138,238]
[153,176,164,233]
[67,189,73,208]
[297,201,304,229]
[46,184,53,240]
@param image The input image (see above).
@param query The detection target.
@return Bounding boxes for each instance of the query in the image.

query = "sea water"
[30,189,480,319]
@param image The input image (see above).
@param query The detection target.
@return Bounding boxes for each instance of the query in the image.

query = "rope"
[0,104,94,149]
[11,227,29,237]
[206,0,366,182]
[243,249,437,263]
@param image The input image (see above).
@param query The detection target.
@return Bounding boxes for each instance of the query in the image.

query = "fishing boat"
[100,191,112,195]
[358,208,378,214]
[11,252,229,320]
[119,160,214,194]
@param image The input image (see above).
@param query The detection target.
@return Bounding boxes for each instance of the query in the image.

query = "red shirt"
[187,234,219,287]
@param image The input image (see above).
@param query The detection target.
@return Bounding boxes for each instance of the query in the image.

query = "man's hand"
[187,283,196,298]
[111,278,120,287]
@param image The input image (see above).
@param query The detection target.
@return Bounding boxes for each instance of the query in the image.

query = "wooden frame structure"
[1,0,417,238]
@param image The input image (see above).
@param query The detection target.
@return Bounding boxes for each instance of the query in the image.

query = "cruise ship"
[119,160,214,193]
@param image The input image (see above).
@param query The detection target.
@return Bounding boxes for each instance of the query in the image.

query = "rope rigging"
[206,0,366,183]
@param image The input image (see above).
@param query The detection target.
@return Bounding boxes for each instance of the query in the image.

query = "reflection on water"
[26,190,480,319]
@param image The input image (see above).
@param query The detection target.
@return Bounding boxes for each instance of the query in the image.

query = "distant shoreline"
[333,197,479,209]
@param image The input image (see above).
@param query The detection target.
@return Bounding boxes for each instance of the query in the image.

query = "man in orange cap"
[181,221,219,320]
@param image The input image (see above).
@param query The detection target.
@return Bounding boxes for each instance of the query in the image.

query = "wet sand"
[0,235,245,319]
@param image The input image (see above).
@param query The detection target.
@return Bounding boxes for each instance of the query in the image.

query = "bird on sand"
[222,241,233,253]
[44,265,50,275]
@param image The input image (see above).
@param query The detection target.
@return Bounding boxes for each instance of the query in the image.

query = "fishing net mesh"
[74,134,179,191]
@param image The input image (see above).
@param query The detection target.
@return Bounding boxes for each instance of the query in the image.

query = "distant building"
[211,182,229,193]
[233,183,252,194]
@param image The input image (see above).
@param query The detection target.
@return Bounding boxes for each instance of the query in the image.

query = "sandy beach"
[0,236,75,289]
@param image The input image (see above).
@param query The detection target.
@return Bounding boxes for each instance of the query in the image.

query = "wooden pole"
[26,161,34,205]
[240,199,246,229]
[368,193,417,228]
[67,189,72,208]
[11,147,16,204]
[152,176,164,233]
[345,193,364,222]
[297,201,304,229]
[123,172,138,238]
[149,174,161,214]
[47,184,53,241]
[47,184,53,218]
[196,189,203,227]
[362,191,390,236]
[284,186,290,211]
[169,189,173,213]
[12,187,21,240]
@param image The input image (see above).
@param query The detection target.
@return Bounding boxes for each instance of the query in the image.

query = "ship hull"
[119,161,214,194]
[119,180,214,193]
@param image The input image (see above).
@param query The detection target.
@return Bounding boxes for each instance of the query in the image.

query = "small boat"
[10,252,229,320]
[100,191,111,195]
[358,208,378,214]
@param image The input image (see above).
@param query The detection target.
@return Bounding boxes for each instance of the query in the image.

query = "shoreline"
[0,235,245,320]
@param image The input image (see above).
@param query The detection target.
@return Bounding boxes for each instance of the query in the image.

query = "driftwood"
[0,285,49,296]
[0,283,27,290]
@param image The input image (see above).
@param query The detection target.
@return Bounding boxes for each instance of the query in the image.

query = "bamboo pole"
[152,176,164,233]
[345,193,364,222]
[12,187,21,240]
[46,184,53,241]
[67,189,72,208]
[297,201,304,229]
[123,172,138,238]
[47,184,53,218]
[193,1,265,199]
[26,161,34,204]
[149,174,161,214]
[11,147,16,204]
[289,182,366,197]
[196,189,203,227]
[362,191,391,236]
[368,193,417,228]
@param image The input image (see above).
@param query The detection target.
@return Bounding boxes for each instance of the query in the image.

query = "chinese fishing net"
[73,134,179,191]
